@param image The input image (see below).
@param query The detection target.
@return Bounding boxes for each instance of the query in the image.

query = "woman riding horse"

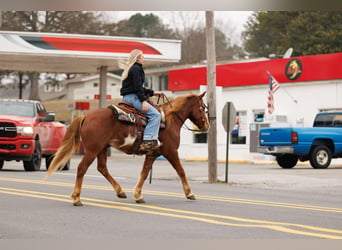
[46,92,209,205]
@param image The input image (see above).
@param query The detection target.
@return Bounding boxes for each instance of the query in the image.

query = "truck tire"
[23,140,42,171]
[0,160,3,170]
[45,155,70,171]
[309,145,331,169]
[276,154,298,168]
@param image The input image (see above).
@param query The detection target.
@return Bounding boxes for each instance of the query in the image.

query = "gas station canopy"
[0,31,181,73]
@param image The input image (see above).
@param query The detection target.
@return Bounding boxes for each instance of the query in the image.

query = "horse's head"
[188,92,210,132]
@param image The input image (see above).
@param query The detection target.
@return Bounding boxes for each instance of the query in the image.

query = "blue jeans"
[123,94,161,141]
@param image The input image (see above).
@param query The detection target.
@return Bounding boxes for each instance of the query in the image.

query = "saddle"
[108,101,166,128]
[107,101,165,155]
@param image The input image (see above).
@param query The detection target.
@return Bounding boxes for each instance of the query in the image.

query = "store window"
[143,76,152,89]
[253,110,265,122]
[158,74,168,91]
[231,111,247,144]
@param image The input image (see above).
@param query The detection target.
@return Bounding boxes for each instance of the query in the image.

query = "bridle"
[157,94,208,132]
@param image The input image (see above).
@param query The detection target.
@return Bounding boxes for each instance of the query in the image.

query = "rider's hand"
[142,101,149,112]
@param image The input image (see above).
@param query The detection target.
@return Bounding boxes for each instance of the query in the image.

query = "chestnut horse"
[46,92,209,205]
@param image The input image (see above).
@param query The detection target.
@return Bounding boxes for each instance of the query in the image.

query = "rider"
[119,49,162,151]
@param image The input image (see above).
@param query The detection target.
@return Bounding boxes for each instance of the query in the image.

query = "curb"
[184,157,342,167]
[184,157,268,164]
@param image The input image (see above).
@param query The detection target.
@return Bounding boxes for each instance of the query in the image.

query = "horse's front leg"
[134,155,156,203]
[164,151,195,200]
[97,147,127,199]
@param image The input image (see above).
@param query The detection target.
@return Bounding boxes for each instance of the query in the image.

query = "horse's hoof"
[117,192,127,199]
[135,198,146,204]
[73,201,83,206]
[187,194,196,200]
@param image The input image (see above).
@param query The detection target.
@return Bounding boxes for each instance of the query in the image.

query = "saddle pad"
[108,104,166,129]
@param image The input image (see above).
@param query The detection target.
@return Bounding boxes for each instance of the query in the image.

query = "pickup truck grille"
[0,122,17,138]
[0,144,16,150]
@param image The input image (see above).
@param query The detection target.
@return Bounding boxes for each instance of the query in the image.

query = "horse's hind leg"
[97,146,127,199]
[164,152,195,200]
[133,155,156,203]
[71,153,96,206]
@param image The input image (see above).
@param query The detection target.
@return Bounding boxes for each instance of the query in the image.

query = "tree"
[102,13,175,39]
[0,11,103,34]
[42,11,103,34]
[170,12,243,64]
[181,27,236,64]
[0,11,41,31]
[242,11,342,57]
[283,12,342,56]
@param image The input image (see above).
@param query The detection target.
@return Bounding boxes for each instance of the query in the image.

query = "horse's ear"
[199,91,206,98]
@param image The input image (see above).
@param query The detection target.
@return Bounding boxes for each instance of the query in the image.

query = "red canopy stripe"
[22,36,162,55]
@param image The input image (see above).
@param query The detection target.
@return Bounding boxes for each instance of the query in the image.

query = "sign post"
[222,102,236,183]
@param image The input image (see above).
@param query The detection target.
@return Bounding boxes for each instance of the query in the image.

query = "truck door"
[36,103,52,150]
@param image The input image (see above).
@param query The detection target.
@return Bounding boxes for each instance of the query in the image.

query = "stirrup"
[139,140,159,151]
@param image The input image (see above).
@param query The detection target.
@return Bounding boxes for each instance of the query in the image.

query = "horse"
[46,92,209,205]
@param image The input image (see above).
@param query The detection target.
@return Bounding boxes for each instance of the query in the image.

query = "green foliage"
[242,11,342,57]
[102,13,175,39]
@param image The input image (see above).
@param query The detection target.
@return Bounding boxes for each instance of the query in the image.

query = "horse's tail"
[45,115,85,178]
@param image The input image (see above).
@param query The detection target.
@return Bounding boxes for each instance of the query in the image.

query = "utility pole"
[205,11,217,183]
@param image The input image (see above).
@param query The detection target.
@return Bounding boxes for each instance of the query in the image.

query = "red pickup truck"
[0,99,69,171]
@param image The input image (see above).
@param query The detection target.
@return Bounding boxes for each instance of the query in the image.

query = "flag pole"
[266,69,298,104]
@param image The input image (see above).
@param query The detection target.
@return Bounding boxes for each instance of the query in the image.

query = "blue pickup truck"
[257,111,342,169]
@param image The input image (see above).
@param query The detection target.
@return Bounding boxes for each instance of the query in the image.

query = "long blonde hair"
[119,49,143,80]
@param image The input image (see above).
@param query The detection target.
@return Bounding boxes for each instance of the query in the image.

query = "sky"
[104,11,254,45]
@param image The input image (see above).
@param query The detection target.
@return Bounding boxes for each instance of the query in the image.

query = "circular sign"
[285,58,302,80]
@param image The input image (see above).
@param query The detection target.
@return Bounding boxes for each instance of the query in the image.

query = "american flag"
[266,72,280,114]
[267,90,274,114]
[269,73,280,93]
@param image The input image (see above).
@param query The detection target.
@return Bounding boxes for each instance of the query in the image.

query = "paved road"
[0,151,342,240]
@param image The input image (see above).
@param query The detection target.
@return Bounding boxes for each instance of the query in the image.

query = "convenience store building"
[154,53,342,162]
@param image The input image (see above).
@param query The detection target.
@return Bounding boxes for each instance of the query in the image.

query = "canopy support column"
[99,66,108,108]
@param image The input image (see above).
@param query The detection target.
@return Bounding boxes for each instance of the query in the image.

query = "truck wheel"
[23,140,42,171]
[45,155,70,171]
[276,154,298,168]
[45,155,53,170]
[0,160,4,170]
[62,160,70,171]
[309,145,331,169]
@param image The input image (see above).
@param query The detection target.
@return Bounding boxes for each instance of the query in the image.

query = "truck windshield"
[0,102,34,117]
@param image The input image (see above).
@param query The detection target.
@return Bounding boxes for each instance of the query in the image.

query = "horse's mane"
[161,93,197,126]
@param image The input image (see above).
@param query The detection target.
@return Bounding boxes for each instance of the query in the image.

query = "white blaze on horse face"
[118,134,137,148]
